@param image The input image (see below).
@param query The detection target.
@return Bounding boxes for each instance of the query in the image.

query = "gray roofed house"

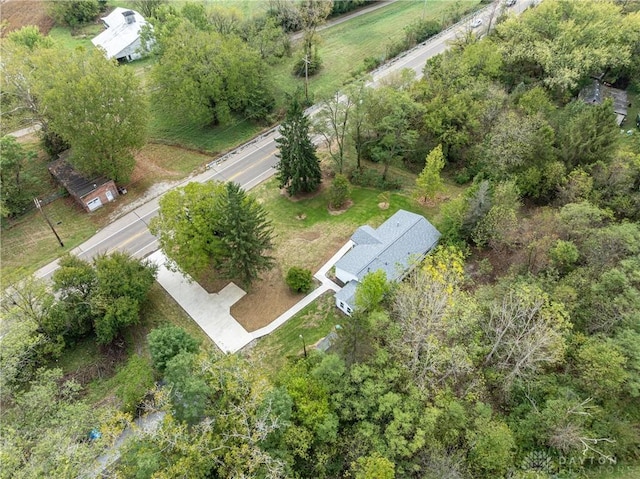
[334,210,441,315]
[91,8,151,62]
[579,79,629,126]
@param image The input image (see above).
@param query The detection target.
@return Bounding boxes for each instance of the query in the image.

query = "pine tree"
[415,144,446,202]
[213,182,275,286]
[275,96,322,196]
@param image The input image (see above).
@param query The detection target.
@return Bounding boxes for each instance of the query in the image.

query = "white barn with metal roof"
[91,8,150,62]
[334,210,441,315]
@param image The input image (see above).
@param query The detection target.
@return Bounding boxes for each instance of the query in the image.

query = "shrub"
[329,174,351,209]
[286,267,313,293]
[403,19,441,47]
[293,49,322,77]
[49,0,100,29]
[350,168,402,190]
[148,325,200,373]
[362,56,382,72]
[549,240,579,272]
[115,355,155,415]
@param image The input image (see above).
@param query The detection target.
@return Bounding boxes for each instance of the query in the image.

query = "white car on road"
[470,18,483,28]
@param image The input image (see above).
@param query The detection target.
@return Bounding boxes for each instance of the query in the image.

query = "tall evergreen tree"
[275,97,322,196]
[214,182,275,286]
[415,144,445,202]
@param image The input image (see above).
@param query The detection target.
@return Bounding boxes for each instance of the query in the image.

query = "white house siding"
[115,38,143,61]
[335,267,357,285]
[335,297,352,316]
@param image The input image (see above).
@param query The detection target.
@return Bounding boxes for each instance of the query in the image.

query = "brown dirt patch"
[130,146,185,183]
[1,0,55,36]
[328,199,353,215]
[231,265,305,332]
[378,202,390,210]
[229,225,352,332]
[298,231,321,241]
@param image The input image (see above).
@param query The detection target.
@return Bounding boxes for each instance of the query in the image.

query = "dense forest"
[1,0,639,478]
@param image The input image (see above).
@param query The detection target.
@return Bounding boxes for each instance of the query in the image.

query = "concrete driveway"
[150,241,351,353]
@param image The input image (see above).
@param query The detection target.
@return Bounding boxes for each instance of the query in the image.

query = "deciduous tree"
[496,0,633,96]
[328,173,351,209]
[35,48,148,183]
[482,281,570,391]
[48,0,100,30]
[92,252,157,344]
[152,19,274,126]
[0,136,37,217]
[151,181,225,276]
[148,325,200,373]
[365,88,421,181]
[132,0,167,19]
[151,181,274,286]
[314,91,353,173]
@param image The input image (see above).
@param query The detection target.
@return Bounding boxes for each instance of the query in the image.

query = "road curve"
[34,0,538,281]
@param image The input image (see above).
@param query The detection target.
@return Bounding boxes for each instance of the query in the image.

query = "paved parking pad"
[148,251,254,353]
[149,242,351,354]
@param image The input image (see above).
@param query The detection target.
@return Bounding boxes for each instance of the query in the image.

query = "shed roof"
[335,210,441,282]
[48,155,113,199]
[91,7,147,59]
[579,79,628,125]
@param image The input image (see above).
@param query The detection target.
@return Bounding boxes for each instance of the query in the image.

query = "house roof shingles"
[91,7,147,59]
[335,210,441,282]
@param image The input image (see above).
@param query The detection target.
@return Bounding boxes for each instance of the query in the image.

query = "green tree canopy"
[496,0,634,96]
[213,182,275,285]
[415,144,446,202]
[151,181,274,285]
[0,136,38,217]
[148,325,200,373]
[152,19,274,126]
[48,0,101,29]
[35,48,148,183]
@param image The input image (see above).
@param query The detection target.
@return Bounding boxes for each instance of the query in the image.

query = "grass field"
[48,23,105,50]
[147,0,480,151]
[1,198,100,287]
[245,292,343,376]
[223,163,466,330]
[272,0,480,103]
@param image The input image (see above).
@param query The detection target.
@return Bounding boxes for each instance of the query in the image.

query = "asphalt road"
[34,0,538,281]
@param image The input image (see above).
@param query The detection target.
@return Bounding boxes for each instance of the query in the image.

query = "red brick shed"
[48,154,118,212]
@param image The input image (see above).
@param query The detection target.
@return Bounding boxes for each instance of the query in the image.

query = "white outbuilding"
[91,8,151,62]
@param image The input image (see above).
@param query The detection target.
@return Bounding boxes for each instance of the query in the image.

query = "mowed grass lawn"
[242,167,466,368]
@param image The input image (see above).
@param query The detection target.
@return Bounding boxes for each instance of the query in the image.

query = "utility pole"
[34,197,64,247]
[299,334,307,358]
